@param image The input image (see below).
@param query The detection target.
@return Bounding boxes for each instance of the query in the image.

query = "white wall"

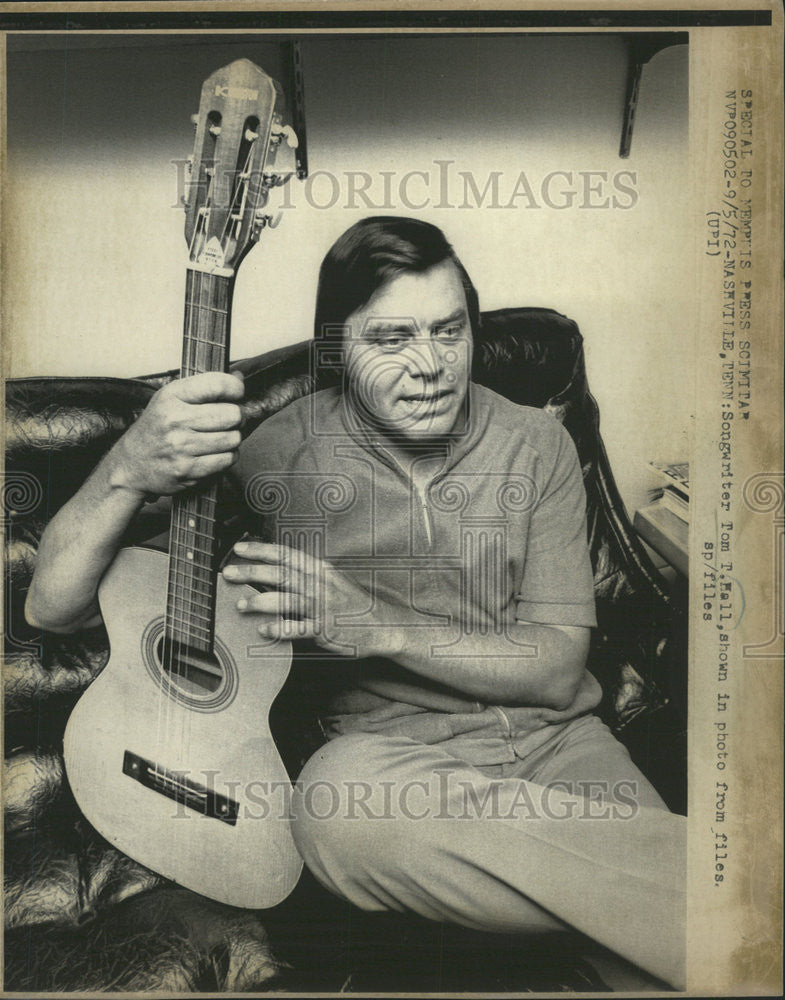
[4,33,690,516]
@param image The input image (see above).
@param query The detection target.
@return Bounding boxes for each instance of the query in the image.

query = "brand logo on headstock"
[214,84,259,101]
[200,236,226,269]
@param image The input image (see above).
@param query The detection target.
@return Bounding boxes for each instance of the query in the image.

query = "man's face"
[343,259,473,444]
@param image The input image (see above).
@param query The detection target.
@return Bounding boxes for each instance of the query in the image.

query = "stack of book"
[648,460,690,525]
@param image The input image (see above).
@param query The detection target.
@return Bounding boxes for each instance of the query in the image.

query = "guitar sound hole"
[155,636,223,694]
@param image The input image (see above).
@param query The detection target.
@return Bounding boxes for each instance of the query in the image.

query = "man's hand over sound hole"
[222,540,398,658]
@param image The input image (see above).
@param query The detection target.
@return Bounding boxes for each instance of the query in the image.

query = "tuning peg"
[245,127,260,142]
[252,209,272,238]
[208,124,222,137]
[190,114,199,128]
[271,124,299,149]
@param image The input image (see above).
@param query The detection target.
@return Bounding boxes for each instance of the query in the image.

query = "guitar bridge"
[123,750,239,826]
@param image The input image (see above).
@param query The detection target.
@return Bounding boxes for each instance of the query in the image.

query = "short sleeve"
[515,424,597,628]
[229,409,298,545]
[232,417,280,498]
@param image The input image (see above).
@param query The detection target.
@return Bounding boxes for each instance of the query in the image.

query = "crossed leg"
[290,726,686,988]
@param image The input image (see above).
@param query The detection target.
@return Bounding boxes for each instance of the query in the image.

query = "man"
[27,216,685,988]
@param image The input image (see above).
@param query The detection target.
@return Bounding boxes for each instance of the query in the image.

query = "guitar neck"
[165,268,234,654]
[181,268,233,377]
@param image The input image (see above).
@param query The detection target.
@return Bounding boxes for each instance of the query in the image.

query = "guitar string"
[170,161,221,767]
[179,139,255,778]
[160,271,190,769]
[177,266,209,764]
[176,272,198,765]
[178,271,205,757]
[186,266,218,763]
[161,266,192,769]
[158,130,259,797]
[179,267,227,766]
[161,195,209,770]
[158,178,201,769]
[217,137,256,251]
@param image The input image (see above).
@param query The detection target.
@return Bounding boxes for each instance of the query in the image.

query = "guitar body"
[64,547,302,908]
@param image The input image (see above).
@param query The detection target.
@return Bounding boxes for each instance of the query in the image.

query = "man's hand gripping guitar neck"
[25,372,245,634]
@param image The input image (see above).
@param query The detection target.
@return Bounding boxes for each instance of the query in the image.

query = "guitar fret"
[167,599,214,617]
[182,335,228,349]
[166,607,213,629]
[170,567,214,584]
[166,606,213,625]
[166,607,213,627]
[171,540,216,557]
[166,611,212,632]
[176,506,216,520]
[167,565,215,597]
[172,520,217,537]
[175,500,217,513]
[170,563,214,578]
[170,563,214,580]
[170,548,216,562]
[166,576,214,600]
[166,613,213,633]
[169,557,215,574]
[183,304,229,317]
[175,497,215,521]
[172,526,218,544]
[164,624,212,644]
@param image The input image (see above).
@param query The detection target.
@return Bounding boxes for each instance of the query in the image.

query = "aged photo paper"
[1,1,783,997]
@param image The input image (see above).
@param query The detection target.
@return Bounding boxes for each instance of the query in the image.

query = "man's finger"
[184,429,242,456]
[188,402,244,431]
[188,451,238,479]
[222,560,300,589]
[237,591,309,616]
[173,372,246,404]
[256,617,321,641]
[231,540,322,577]
[231,540,288,562]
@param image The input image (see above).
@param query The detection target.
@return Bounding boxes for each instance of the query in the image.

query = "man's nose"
[408,338,444,379]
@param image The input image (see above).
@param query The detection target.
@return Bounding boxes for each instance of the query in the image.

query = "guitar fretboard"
[164,269,234,654]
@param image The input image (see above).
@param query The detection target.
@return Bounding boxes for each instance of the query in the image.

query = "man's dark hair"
[313,216,480,343]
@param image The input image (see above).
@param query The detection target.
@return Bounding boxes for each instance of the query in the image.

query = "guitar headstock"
[184,59,297,274]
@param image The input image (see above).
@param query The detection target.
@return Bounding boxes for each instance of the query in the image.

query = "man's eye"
[376,334,409,350]
[434,324,463,341]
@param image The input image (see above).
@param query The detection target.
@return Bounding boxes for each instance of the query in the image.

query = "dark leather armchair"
[3,307,687,992]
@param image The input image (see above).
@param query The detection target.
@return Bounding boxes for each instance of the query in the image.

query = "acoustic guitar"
[63,60,303,908]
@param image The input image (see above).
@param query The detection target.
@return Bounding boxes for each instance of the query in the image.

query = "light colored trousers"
[290,715,686,989]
